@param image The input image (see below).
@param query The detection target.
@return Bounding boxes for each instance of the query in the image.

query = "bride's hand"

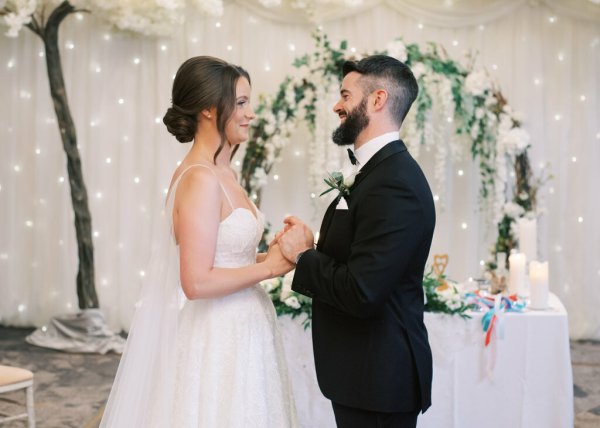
[264,243,294,278]
[268,225,291,248]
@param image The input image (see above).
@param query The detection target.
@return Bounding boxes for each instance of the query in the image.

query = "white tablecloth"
[279,293,573,428]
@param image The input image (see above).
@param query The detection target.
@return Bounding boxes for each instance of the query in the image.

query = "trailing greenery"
[245,30,547,320]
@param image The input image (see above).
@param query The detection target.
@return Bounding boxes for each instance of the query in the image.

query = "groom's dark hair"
[342,55,418,125]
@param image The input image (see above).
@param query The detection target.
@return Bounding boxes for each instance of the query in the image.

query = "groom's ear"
[371,89,388,112]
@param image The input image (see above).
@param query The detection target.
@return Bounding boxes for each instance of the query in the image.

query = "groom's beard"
[332,97,370,146]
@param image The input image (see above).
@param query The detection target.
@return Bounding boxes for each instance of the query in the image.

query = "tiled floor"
[1,327,599,427]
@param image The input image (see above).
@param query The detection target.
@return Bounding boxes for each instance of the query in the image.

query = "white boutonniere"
[320,168,359,200]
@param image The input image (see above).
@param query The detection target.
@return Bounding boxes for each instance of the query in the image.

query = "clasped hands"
[264,216,315,278]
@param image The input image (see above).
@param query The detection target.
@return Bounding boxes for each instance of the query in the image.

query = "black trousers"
[332,402,420,428]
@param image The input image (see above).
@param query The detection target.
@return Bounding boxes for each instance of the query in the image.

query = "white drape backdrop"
[1,0,598,339]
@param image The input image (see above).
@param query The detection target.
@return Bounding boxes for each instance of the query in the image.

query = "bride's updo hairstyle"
[163,56,251,163]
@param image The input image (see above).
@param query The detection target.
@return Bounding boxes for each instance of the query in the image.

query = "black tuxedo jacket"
[292,140,435,413]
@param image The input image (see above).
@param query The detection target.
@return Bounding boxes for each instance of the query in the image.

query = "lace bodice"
[214,207,265,268]
[167,163,265,268]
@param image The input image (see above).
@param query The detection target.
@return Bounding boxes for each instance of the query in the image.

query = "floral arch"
[241,31,546,323]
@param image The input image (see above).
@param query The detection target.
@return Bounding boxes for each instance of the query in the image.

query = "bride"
[100,56,298,427]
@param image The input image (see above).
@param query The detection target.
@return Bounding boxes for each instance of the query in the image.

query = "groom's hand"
[269,224,291,247]
[279,216,314,263]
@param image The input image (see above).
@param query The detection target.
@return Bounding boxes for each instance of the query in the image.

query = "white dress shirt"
[354,131,400,169]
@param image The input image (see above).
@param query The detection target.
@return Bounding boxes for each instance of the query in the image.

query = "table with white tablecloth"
[279,293,573,428]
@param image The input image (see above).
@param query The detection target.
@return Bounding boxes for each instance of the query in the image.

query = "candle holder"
[433,254,450,292]
[491,251,508,294]
[490,271,507,294]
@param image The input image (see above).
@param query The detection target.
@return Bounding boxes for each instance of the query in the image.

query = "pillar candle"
[529,261,549,309]
[517,217,537,265]
[508,252,526,296]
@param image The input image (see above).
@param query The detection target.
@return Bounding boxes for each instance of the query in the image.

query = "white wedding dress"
[100,164,297,427]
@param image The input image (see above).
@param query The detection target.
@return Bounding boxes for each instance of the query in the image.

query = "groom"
[278,55,435,428]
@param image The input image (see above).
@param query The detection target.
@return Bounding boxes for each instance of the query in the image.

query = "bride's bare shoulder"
[168,163,219,202]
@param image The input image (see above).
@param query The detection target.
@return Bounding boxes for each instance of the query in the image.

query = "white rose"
[260,278,280,293]
[499,127,530,156]
[386,40,408,62]
[264,123,275,135]
[191,0,224,16]
[3,11,32,37]
[252,168,268,187]
[470,123,480,139]
[411,63,426,80]
[503,202,525,219]
[465,70,491,97]
[279,270,295,301]
[343,170,358,187]
[284,296,301,309]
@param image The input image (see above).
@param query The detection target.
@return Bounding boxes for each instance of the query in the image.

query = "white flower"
[343,169,359,187]
[386,40,407,62]
[264,123,275,135]
[498,127,530,156]
[512,110,524,122]
[436,285,463,310]
[2,0,36,38]
[259,0,282,6]
[191,0,223,16]
[260,278,280,293]
[285,86,296,105]
[411,62,426,80]
[470,123,480,139]
[503,202,525,219]
[284,296,301,309]
[465,70,492,96]
[279,270,295,301]
[251,167,268,187]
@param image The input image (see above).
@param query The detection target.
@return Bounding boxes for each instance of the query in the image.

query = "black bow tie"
[347,148,358,165]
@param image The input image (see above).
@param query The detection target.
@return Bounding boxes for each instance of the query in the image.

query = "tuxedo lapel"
[351,140,407,191]
[317,141,407,250]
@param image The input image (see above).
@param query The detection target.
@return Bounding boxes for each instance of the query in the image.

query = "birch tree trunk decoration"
[25,1,98,309]
[1,0,225,313]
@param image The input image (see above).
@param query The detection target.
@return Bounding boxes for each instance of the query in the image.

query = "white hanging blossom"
[386,39,407,62]
[190,0,223,16]
[401,106,422,158]
[251,167,268,188]
[1,0,36,37]
[1,0,224,38]
[503,201,525,219]
[411,62,426,80]
[464,69,492,97]
[497,111,530,157]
